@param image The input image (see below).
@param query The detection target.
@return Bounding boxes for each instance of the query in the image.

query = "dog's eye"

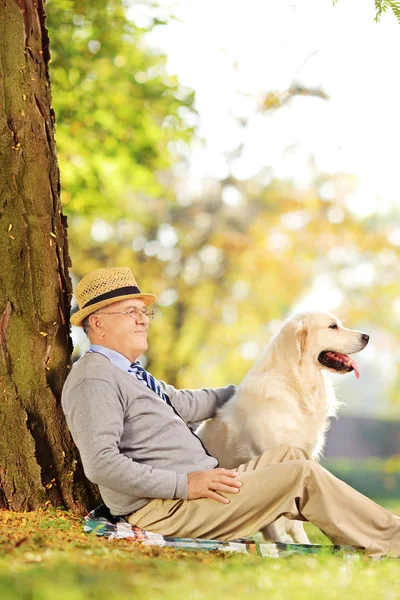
[329,323,338,329]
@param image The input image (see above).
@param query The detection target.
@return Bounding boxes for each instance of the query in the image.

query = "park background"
[52,0,400,500]
[2,2,400,598]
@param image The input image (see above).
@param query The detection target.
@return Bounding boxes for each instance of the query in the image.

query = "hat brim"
[70,293,157,327]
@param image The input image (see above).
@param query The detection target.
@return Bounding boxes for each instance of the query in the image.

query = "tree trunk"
[0,0,98,512]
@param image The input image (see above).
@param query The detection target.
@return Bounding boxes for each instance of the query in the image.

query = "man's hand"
[187,468,243,504]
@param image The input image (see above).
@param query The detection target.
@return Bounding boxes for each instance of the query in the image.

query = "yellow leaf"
[49,232,56,238]
[40,332,47,336]
[8,224,12,232]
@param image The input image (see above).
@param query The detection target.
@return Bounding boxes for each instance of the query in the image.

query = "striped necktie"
[128,361,168,403]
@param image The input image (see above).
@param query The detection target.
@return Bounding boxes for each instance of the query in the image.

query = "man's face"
[89,298,150,362]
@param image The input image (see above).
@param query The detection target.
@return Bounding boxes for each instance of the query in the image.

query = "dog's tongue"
[326,352,360,379]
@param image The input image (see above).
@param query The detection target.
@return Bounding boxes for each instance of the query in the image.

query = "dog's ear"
[296,320,308,359]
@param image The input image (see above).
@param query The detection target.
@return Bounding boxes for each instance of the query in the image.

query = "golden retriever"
[196,311,369,544]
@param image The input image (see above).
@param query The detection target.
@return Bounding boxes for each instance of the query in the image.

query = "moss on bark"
[0,0,99,512]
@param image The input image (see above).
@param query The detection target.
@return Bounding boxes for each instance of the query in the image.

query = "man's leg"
[127,446,400,556]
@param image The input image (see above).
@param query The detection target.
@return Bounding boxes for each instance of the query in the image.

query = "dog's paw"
[289,520,311,544]
[261,522,295,544]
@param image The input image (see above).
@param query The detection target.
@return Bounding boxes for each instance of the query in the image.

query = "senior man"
[62,266,400,557]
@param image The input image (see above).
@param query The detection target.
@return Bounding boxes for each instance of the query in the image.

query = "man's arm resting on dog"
[62,379,188,500]
[160,383,237,425]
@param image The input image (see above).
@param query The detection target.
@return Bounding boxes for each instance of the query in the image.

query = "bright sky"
[141,0,400,219]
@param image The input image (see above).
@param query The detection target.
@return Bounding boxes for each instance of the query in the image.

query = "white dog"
[196,311,369,544]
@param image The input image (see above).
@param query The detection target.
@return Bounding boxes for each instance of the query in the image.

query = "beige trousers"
[127,446,400,557]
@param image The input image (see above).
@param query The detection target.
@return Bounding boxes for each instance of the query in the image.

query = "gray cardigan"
[61,352,236,516]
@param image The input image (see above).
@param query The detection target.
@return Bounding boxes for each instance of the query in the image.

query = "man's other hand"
[187,468,243,503]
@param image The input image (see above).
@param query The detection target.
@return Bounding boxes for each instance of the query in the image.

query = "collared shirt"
[89,344,165,400]
[89,344,132,373]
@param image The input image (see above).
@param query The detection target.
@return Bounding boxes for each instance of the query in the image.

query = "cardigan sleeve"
[160,383,236,425]
[62,378,188,501]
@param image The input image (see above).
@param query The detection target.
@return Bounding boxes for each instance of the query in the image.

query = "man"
[62,266,400,557]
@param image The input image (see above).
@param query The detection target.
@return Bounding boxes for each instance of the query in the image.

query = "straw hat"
[70,267,156,327]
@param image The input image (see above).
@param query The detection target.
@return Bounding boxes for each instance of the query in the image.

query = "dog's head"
[277,311,369,378]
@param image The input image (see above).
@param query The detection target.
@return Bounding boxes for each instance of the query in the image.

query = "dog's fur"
[196,311,369,543]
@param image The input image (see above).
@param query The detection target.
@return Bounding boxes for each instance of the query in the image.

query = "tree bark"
[0,0,98,512]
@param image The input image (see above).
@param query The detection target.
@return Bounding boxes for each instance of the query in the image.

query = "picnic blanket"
[84,509,359,558]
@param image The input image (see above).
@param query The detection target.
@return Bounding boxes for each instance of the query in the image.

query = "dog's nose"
[361,333,369,343]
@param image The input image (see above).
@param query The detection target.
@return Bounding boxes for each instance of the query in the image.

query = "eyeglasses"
[97,308,155,321]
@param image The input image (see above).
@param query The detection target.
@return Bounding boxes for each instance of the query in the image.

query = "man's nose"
[136,312,148,323]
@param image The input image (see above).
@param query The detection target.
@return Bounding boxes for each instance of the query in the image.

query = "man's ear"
[88,313,104,336]
[296,320,308,359]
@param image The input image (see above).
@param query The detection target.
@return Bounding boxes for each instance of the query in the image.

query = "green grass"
[0,504,399,600]
[322,458,400,500]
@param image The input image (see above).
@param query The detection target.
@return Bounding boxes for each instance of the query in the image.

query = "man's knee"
[271,445,310,462]
[254,445,311,468]
[285,446,310,461]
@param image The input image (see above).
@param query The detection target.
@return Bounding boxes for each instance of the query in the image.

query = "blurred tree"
[67,164,400,392]
[53,19,400,393]
[48,0,194,223]
[48,0,400,401]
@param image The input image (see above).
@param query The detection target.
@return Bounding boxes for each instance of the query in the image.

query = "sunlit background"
[144,0,400,417]
[48,0,400,494]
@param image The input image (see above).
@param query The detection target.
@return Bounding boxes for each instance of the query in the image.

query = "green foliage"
[333,0,400,23]
[47,0,195,217]
[375,0,400,23]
